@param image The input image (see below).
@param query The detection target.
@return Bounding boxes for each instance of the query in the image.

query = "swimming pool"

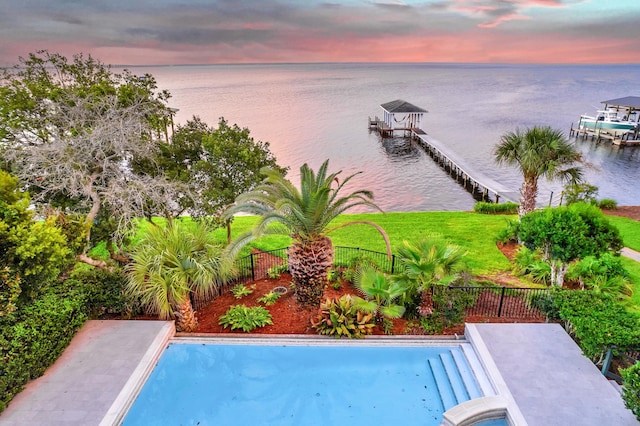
[122,340,490,426]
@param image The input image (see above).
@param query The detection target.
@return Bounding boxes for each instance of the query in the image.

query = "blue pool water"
[123,343,483,426]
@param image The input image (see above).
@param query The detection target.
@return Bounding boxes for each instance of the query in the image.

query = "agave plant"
[352,268,407,320]
[224,159,391,308]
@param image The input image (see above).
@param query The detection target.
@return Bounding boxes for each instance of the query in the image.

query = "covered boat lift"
[368,99,427,136]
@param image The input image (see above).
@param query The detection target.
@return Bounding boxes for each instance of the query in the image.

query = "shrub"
[566,253,631,299]
[218,305,273,332]
[597,198,618,210]
[621,362,640,421]
[310,295,375,339]
[67,266,140,318]
[231,284,254,299]
[473,201,519,215]
[257,291,280,306]
[496,219,519,243]
[0,289,88,412]
[563,182,598,206]
[543,289,640,364]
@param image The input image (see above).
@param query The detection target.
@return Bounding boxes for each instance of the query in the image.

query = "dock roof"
[601,96,640,109]
[380,99,427,113]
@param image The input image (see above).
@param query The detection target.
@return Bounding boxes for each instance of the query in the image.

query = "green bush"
[218,305,273,332]
[67,267,140,318]
[597,198,618,210]
[621,362,640,421]
[542,289,640,364]
[0,289,88,412]
[563,182,598,206]
[473,201,519,215]
[310,295,375,339]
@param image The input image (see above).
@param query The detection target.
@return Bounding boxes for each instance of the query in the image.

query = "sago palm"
[126,221,232,332]
[494,126,583,218]
[224,159,391,308]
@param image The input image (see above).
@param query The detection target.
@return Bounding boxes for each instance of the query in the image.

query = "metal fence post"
[391,254,396,274]
[250,253,255,281]
[601,345,614,377]
[497,286,506,317]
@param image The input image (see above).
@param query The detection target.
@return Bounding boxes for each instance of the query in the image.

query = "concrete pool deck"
[467,323,638,425]
[1,321,637,425]
[0,320,174,426]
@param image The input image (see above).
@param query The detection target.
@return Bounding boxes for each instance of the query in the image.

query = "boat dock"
[569,121,640,146]
[369,100,520,205]
[410,129,520,204]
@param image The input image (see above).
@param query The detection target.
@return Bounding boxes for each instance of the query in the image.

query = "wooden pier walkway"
[409,130,520,204]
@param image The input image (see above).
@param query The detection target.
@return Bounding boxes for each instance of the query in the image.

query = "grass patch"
[622,257,640,313]
[606,216,640,252]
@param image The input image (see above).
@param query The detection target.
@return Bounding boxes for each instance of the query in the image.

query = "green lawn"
[218,212,514,275]
[606,216,640,252]
[138,210,640,310]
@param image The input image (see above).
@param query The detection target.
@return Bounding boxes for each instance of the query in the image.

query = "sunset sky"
[1,0,639,66]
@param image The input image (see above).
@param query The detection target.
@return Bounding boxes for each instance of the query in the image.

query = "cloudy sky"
[1,0,639,66]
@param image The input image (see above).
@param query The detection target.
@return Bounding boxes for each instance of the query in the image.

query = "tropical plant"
[218,305,273,332]
[352,268,407,320]
[231,284,254,299]
[566,253,631,299]
[224,160,391,308]
[310,295,375,338]
[393,236,467,312]
[126,221,232,332]
[257,291,281,306]
[342,253,383,283]
[494,126,583,217]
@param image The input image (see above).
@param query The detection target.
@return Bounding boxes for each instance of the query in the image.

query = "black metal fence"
[439,286,550,319]
[193,246,550,319]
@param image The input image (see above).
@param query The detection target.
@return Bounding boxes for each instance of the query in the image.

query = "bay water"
[133,63,640,212]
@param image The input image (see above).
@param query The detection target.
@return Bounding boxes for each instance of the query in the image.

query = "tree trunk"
[288,236,334,308]
[550,259,569,287]
[226,219,232,245]
[175,297,198,332]
[77,253,110,270]
[518,175,539,218]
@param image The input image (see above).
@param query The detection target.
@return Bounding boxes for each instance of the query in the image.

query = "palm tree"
[494,126,583,218]
[224,160,391,308]
[394,236,467,315]
[126,221,232,332]
[352,268,407,320]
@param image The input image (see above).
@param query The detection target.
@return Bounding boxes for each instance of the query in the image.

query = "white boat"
[579,109,638,137]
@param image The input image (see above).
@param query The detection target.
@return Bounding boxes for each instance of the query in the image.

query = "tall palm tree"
[126,221,232,332]
[224,160,391,308]
[494,126,583,218]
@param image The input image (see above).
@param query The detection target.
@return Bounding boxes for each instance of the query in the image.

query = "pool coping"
[100,322,175,426]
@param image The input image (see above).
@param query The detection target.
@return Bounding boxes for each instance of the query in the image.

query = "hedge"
[0,289,88,412]
[473,201,519,215]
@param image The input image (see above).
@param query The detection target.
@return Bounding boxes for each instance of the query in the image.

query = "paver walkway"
[468,323,639,426]
[0,320,173,426]
[622,247,640,262]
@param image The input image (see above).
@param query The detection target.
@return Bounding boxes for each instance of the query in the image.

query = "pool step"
[451,348,482,399]
[428,348,484,411]
[429,357,458,410]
